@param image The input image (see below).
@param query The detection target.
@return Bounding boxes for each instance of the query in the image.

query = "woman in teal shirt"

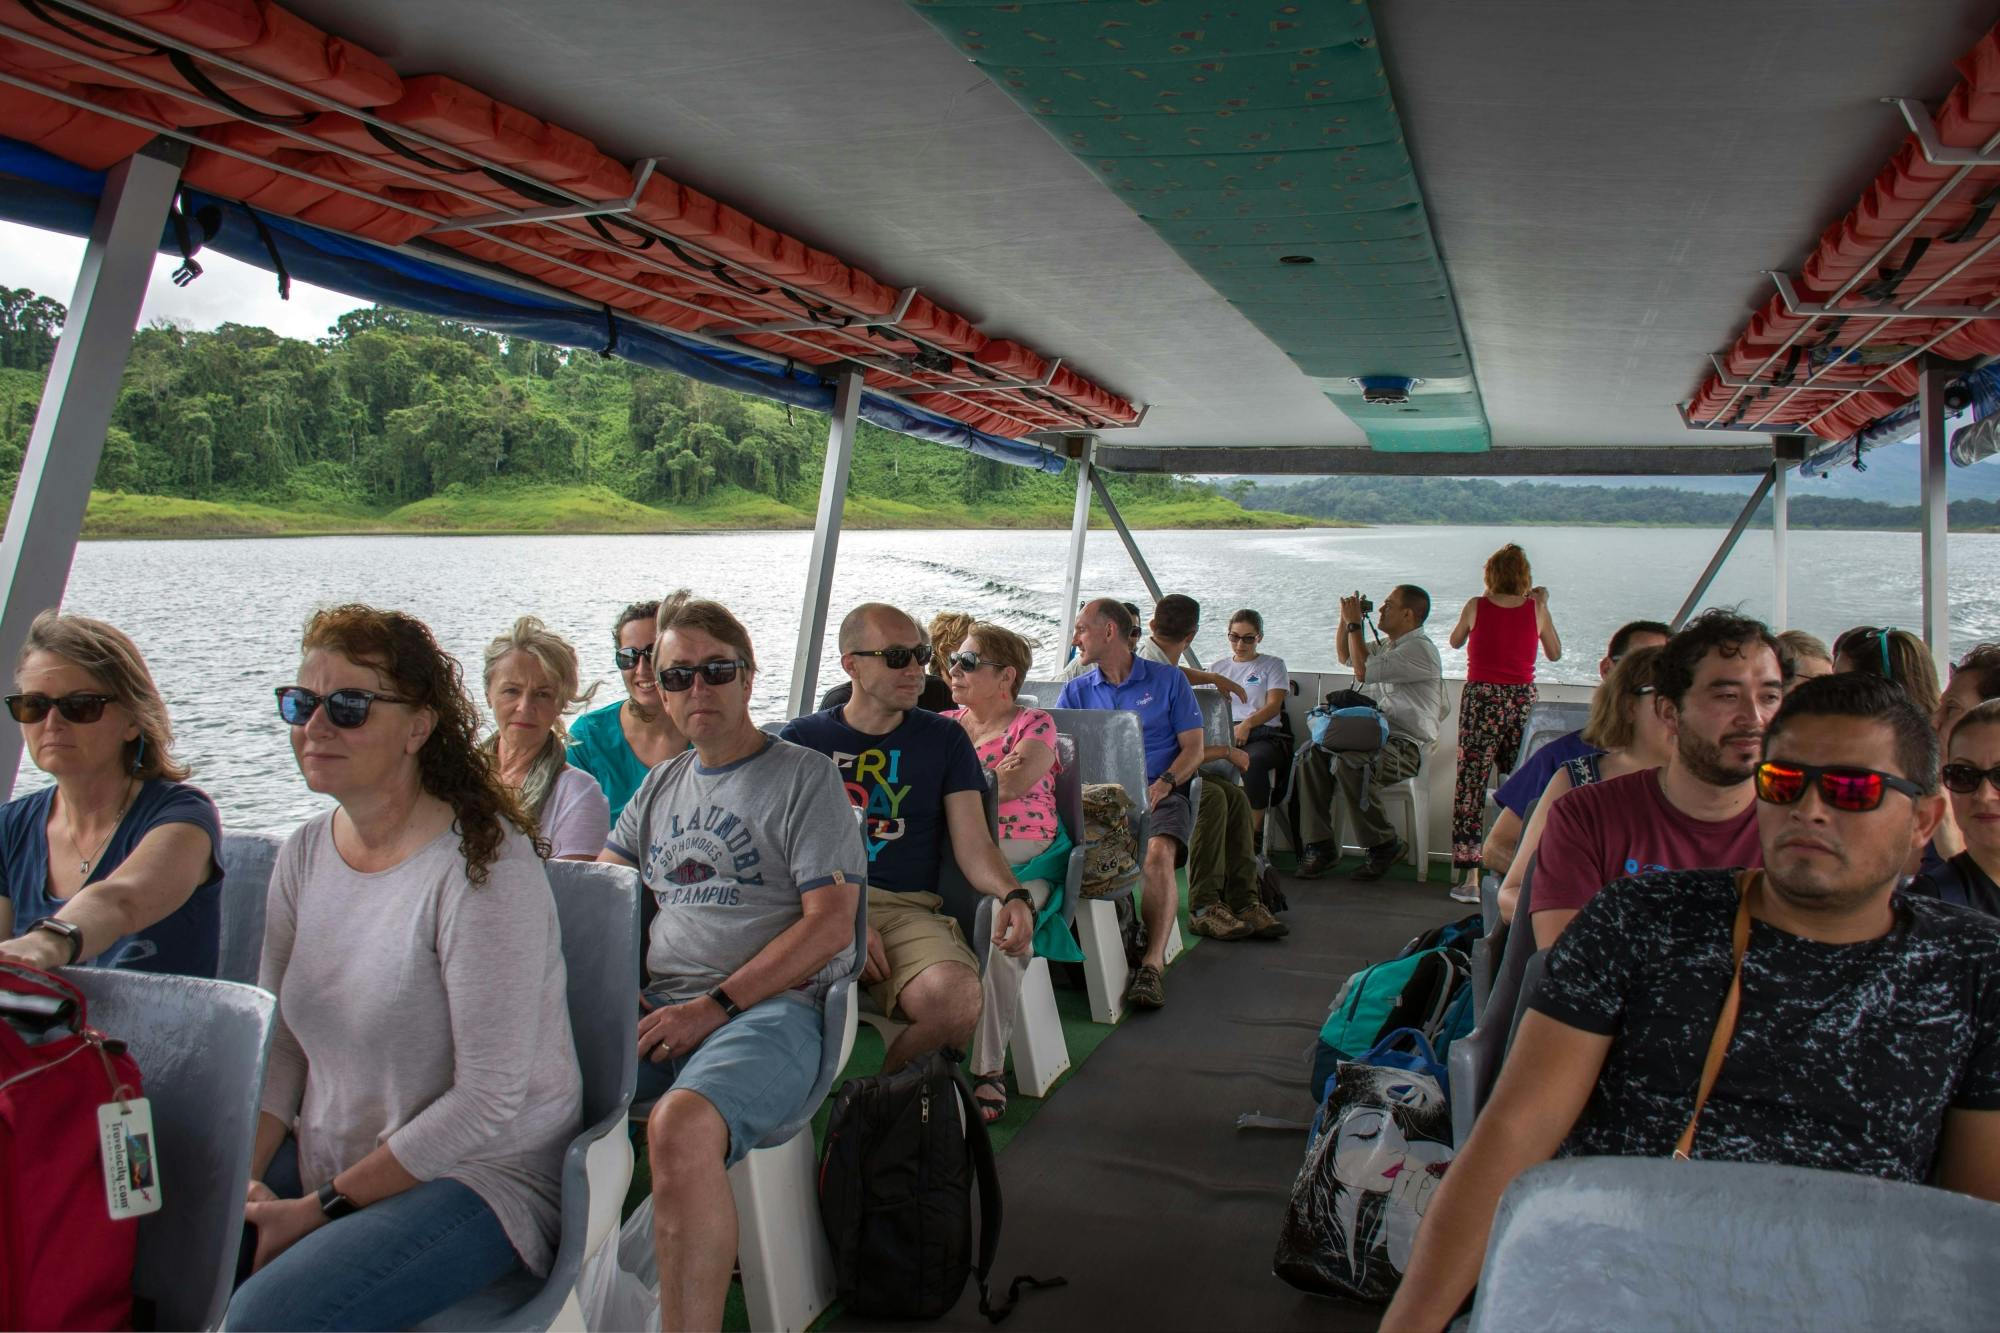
[566,598,689,822]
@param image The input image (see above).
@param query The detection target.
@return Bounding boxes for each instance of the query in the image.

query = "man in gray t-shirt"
[610,741,864,1004]
[598,595,864,1333]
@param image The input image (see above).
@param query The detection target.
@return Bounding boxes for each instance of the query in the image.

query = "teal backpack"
[1310,946,1471,1103]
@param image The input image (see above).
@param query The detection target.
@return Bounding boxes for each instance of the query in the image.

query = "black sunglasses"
[614,644,655,671]
[276,686,413,729]
[1226,632,1260,644]
[946,650,996,674]
[1942,762,2000,795]
[657,658,749,692]
[1754,759,1923,812]
[5,692,115,725]
[851,643,933,670]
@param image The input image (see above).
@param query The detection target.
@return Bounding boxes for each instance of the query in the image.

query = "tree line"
[1238,473,2000,531]
[0,288,1200,516]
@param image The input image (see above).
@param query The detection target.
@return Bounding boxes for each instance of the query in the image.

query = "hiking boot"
[1191,904,1254,940]
[1236,900,1291,939]
[1294,840,1339,878]
[1349,836,1407,882]
[1125,963,1166,1009]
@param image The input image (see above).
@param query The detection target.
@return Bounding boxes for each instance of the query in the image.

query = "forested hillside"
[0,290,1294,535]
[1240,473,2000,531]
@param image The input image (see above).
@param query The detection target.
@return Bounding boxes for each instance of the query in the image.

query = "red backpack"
[0,962,144,1331]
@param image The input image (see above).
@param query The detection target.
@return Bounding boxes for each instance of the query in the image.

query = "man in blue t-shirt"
[783,603,1034,1072]
[1057,598,1203,1010]
[1480,619,1671,881]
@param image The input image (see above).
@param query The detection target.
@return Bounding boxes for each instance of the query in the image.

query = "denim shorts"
[633,992,823,1166]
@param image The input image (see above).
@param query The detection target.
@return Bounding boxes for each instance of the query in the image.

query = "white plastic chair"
[1324,740,1436,882]
[64,969,275,1333]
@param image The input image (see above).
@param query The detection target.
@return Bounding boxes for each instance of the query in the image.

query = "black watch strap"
[1003,888,1035,909]
[707,985,743,1019]
[32,918,84,966]
[316,1180,358,1221]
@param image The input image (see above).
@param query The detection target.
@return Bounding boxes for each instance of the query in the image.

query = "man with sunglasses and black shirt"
[1381,673,2000,1333]
[1528,610,1784,949]
[782,603,1035,1071]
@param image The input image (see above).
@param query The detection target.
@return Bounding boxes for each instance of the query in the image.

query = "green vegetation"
[0,290,1313,537]
[1240,473,2000,531]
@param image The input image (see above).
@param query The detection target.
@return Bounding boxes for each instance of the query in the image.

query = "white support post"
[788,369,863,719]
[1918,364,1951,673]
[0,144,181,801]
[1771,462,1789,630]
[1055,437,1093,665]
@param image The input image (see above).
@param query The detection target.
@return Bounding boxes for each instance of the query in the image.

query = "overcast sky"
[1,218,366,341]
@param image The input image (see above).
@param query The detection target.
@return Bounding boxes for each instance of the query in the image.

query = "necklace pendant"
[78,859,89,875]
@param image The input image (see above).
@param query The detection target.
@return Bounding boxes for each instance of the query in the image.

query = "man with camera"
[1295,586,1445,881]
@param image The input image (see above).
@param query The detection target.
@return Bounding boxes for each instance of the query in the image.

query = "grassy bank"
[63,483,1335,539]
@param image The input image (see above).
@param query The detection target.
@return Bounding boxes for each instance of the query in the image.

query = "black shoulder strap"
[944,1062,1065,1323]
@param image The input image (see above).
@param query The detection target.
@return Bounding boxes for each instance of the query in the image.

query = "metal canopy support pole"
[1088,467,1200,667]
[0,144,181,801]
[1918,363,1952,671]
[1669,465,1778,632]
[787,368,863,719]
[1771,462,1789,631]
[1055,437,1093,654]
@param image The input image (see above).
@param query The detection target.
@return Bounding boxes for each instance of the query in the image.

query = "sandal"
[972,1072,1008,1124]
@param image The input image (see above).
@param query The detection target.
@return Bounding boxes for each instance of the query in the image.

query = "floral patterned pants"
[1452,680,1537,868]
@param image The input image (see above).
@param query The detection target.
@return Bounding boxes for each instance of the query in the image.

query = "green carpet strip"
[906,0,1489,452]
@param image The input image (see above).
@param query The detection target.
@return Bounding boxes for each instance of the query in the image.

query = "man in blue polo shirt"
[1479,619,1671,886]
[1057,597,1203,1009]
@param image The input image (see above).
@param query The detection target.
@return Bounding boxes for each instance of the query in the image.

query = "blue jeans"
[224,1138,524,1331]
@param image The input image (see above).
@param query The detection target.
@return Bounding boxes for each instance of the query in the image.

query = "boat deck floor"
[830,863,1466,1332]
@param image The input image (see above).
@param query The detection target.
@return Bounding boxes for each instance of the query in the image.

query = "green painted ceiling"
[906,0,1489,452]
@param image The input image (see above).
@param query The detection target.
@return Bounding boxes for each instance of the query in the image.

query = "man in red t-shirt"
[1530,610,1786,949]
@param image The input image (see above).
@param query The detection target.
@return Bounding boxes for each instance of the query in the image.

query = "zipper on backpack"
[921,1088,930,1124]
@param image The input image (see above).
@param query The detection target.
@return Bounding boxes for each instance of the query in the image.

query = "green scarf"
[1012,823,1085,963]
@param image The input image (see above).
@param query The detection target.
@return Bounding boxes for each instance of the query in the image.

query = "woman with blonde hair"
[1777,630,1834,690]
[0,610,222,975]
[483,616,609,860]
[1447,543,1561,895]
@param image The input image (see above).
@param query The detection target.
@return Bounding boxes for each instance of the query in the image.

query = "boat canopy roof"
[3,0,1997,474]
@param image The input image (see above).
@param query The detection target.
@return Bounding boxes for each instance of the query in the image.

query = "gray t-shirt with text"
[609,736,865,1004]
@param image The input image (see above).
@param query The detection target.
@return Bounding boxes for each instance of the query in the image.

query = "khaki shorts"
[866,887,979,1018]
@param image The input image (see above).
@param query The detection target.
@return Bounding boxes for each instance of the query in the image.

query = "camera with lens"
[1349,590,1373,615]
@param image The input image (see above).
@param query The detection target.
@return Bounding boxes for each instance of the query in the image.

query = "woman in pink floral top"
[944,622,1060,1120]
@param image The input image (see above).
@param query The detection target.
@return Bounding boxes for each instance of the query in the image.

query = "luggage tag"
[97,1096,163,1220]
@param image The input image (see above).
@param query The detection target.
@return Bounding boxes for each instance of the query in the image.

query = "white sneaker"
[1448,880,1481,904]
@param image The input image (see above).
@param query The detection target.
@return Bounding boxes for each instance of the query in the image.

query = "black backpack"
[818,1050,1063,1322]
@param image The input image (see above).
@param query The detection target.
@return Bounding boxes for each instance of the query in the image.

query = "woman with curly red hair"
[229,605,582,1330]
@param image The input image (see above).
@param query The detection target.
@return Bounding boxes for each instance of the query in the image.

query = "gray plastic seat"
[1469,1157,2000,1332]
[217,831,282,986]
[418,859,639,1330]
[1018,679,1066,710]
[1048,732,1086,930]
[1449,856,1540,1146]
[65,968,275,1333]
[754,876,868,1149]
[1509,700,1592,777]
[1043,707,1149,850]
[1193,685,1237,784]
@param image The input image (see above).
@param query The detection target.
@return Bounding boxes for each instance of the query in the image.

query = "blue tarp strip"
[0,138,1065,474]
[1805,361,2000,474]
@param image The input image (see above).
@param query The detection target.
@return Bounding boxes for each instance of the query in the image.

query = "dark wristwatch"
[316,1179,358,1221]
[707,984,743,1020]
[1002,888,1035,910]
[1345,622,1363,635]
[30,918,84,966]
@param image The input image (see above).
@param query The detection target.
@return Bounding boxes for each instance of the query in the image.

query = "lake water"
[13,524,1998,835]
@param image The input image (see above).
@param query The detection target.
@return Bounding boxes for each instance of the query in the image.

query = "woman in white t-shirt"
[1207,609,1291,839]
[482,617,610,860]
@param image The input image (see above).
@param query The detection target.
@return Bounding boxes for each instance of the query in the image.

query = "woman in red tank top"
[1446,544,1562,887]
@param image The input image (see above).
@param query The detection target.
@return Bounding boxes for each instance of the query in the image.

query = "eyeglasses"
[656,658,749,692]
[275,686,413,729]
[1629,685,1658,697]
[1226,632,1259,645]
[1836,626,1896,679]
[850,643,933,670]
[1942,762,2000,795]
[614,644,655,671]
[1754,759,1923,812]
[5,692,115,725]
[946,651,995,674]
